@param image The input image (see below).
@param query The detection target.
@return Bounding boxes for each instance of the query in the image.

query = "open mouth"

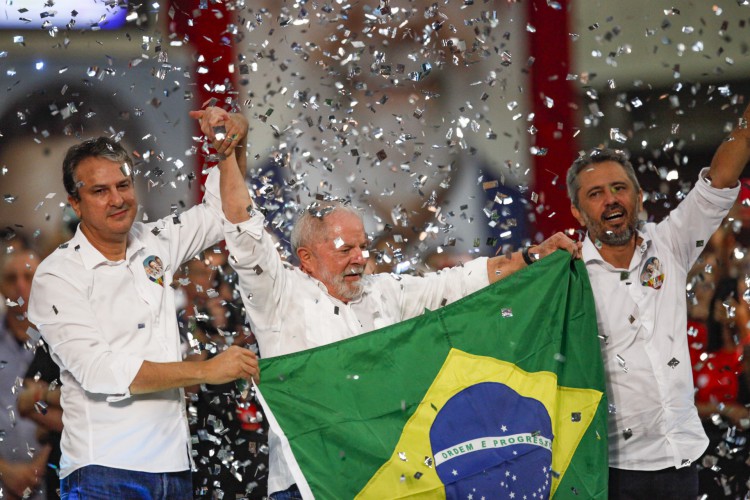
[343,266,365,280]
[602,210,624,222]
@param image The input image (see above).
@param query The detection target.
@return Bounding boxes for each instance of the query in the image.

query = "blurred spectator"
[177,248,269,499]
[694,277,747,421]
[18,341,62,500]
[693,277,750,498]
[0,251,50,499]
[683,185,750,498]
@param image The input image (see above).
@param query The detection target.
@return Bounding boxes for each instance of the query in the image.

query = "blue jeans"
[270,483,303,500]
[60,465,192,500]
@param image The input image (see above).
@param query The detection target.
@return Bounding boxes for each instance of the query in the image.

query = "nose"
[351,247,366,266]
[603,187,617,205]
[109,188,125,207]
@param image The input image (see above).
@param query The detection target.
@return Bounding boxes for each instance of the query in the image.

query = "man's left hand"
[529,232,582,261]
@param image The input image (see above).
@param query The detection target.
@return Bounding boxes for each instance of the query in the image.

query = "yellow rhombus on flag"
[358,349,603,498]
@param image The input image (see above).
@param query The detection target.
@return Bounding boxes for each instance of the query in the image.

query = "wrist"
[521,246,539,266]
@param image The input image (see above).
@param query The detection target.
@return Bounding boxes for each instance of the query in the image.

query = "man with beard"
[211,142,581,498]
[565,103,750,499]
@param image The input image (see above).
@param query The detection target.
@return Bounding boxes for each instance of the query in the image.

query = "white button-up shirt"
[225,211,490,493]
[582,169,738,470]
[28,167,224,479]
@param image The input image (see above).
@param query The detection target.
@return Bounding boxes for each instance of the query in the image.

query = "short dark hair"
[62,137,133,201]
[566,148,641,208]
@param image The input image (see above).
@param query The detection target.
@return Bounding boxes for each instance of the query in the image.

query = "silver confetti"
[616,354,628,373]
[213,125,227,142]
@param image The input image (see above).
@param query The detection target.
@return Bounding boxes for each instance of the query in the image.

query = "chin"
[599,229,634,246]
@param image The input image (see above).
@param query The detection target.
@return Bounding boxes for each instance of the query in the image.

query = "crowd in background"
[686,182,750,498]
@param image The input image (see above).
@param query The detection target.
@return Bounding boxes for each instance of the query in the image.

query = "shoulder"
[36,241,83,277]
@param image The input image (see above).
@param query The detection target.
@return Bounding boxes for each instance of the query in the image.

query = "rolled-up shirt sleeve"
[659,167,739,267]
[224,210,287,333]
[29,270,143,398]
[396,256,490,320]
[159,165,225,266]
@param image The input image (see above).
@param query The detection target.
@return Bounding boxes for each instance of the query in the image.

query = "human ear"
[69,195,82,219]
[297,247,314,274]
[570,203,586,226]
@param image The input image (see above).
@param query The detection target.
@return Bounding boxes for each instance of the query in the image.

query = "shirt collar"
[581,228,651,266]
[70,224,146,270]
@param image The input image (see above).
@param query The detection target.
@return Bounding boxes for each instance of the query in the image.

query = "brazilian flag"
[257,252,607,498]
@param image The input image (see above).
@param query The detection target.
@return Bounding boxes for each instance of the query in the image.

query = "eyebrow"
[89,178,131,189]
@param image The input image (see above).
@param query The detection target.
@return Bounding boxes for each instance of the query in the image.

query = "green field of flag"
[257,252,608,499]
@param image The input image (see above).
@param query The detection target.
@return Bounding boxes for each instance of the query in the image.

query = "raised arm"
[216,151,254,224]
[486,232,581,285]
[708,102,750,189]
[189,106,253,222]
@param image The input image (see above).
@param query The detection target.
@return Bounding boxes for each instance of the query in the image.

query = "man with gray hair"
[566,103,750,498]
[214,149,581,498]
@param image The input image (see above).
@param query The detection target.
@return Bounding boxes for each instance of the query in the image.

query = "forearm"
[235,132,248,178]
[129,345,258,395]
[708,102,750,188]
[218,153,254,223]
[487,250,528,284]
[129,359,209,395]
[17,382,41,416]
[18,381,63,433]
[486,233,581,284]
[25,407,63,434]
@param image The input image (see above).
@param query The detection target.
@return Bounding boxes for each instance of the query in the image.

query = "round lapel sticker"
[143,255,165,286]
[640,256,664,289]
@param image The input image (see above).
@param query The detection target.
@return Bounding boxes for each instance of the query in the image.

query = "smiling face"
[570,160,643,248]
[69,156,137,252]
[297,210,368,303]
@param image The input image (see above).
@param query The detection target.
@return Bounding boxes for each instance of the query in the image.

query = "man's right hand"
[188,106,249,157]
[529,231,582,262]
[204,345,260,385]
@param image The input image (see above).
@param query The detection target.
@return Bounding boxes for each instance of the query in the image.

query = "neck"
[596,236,637,269]
[80,223,128,261]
